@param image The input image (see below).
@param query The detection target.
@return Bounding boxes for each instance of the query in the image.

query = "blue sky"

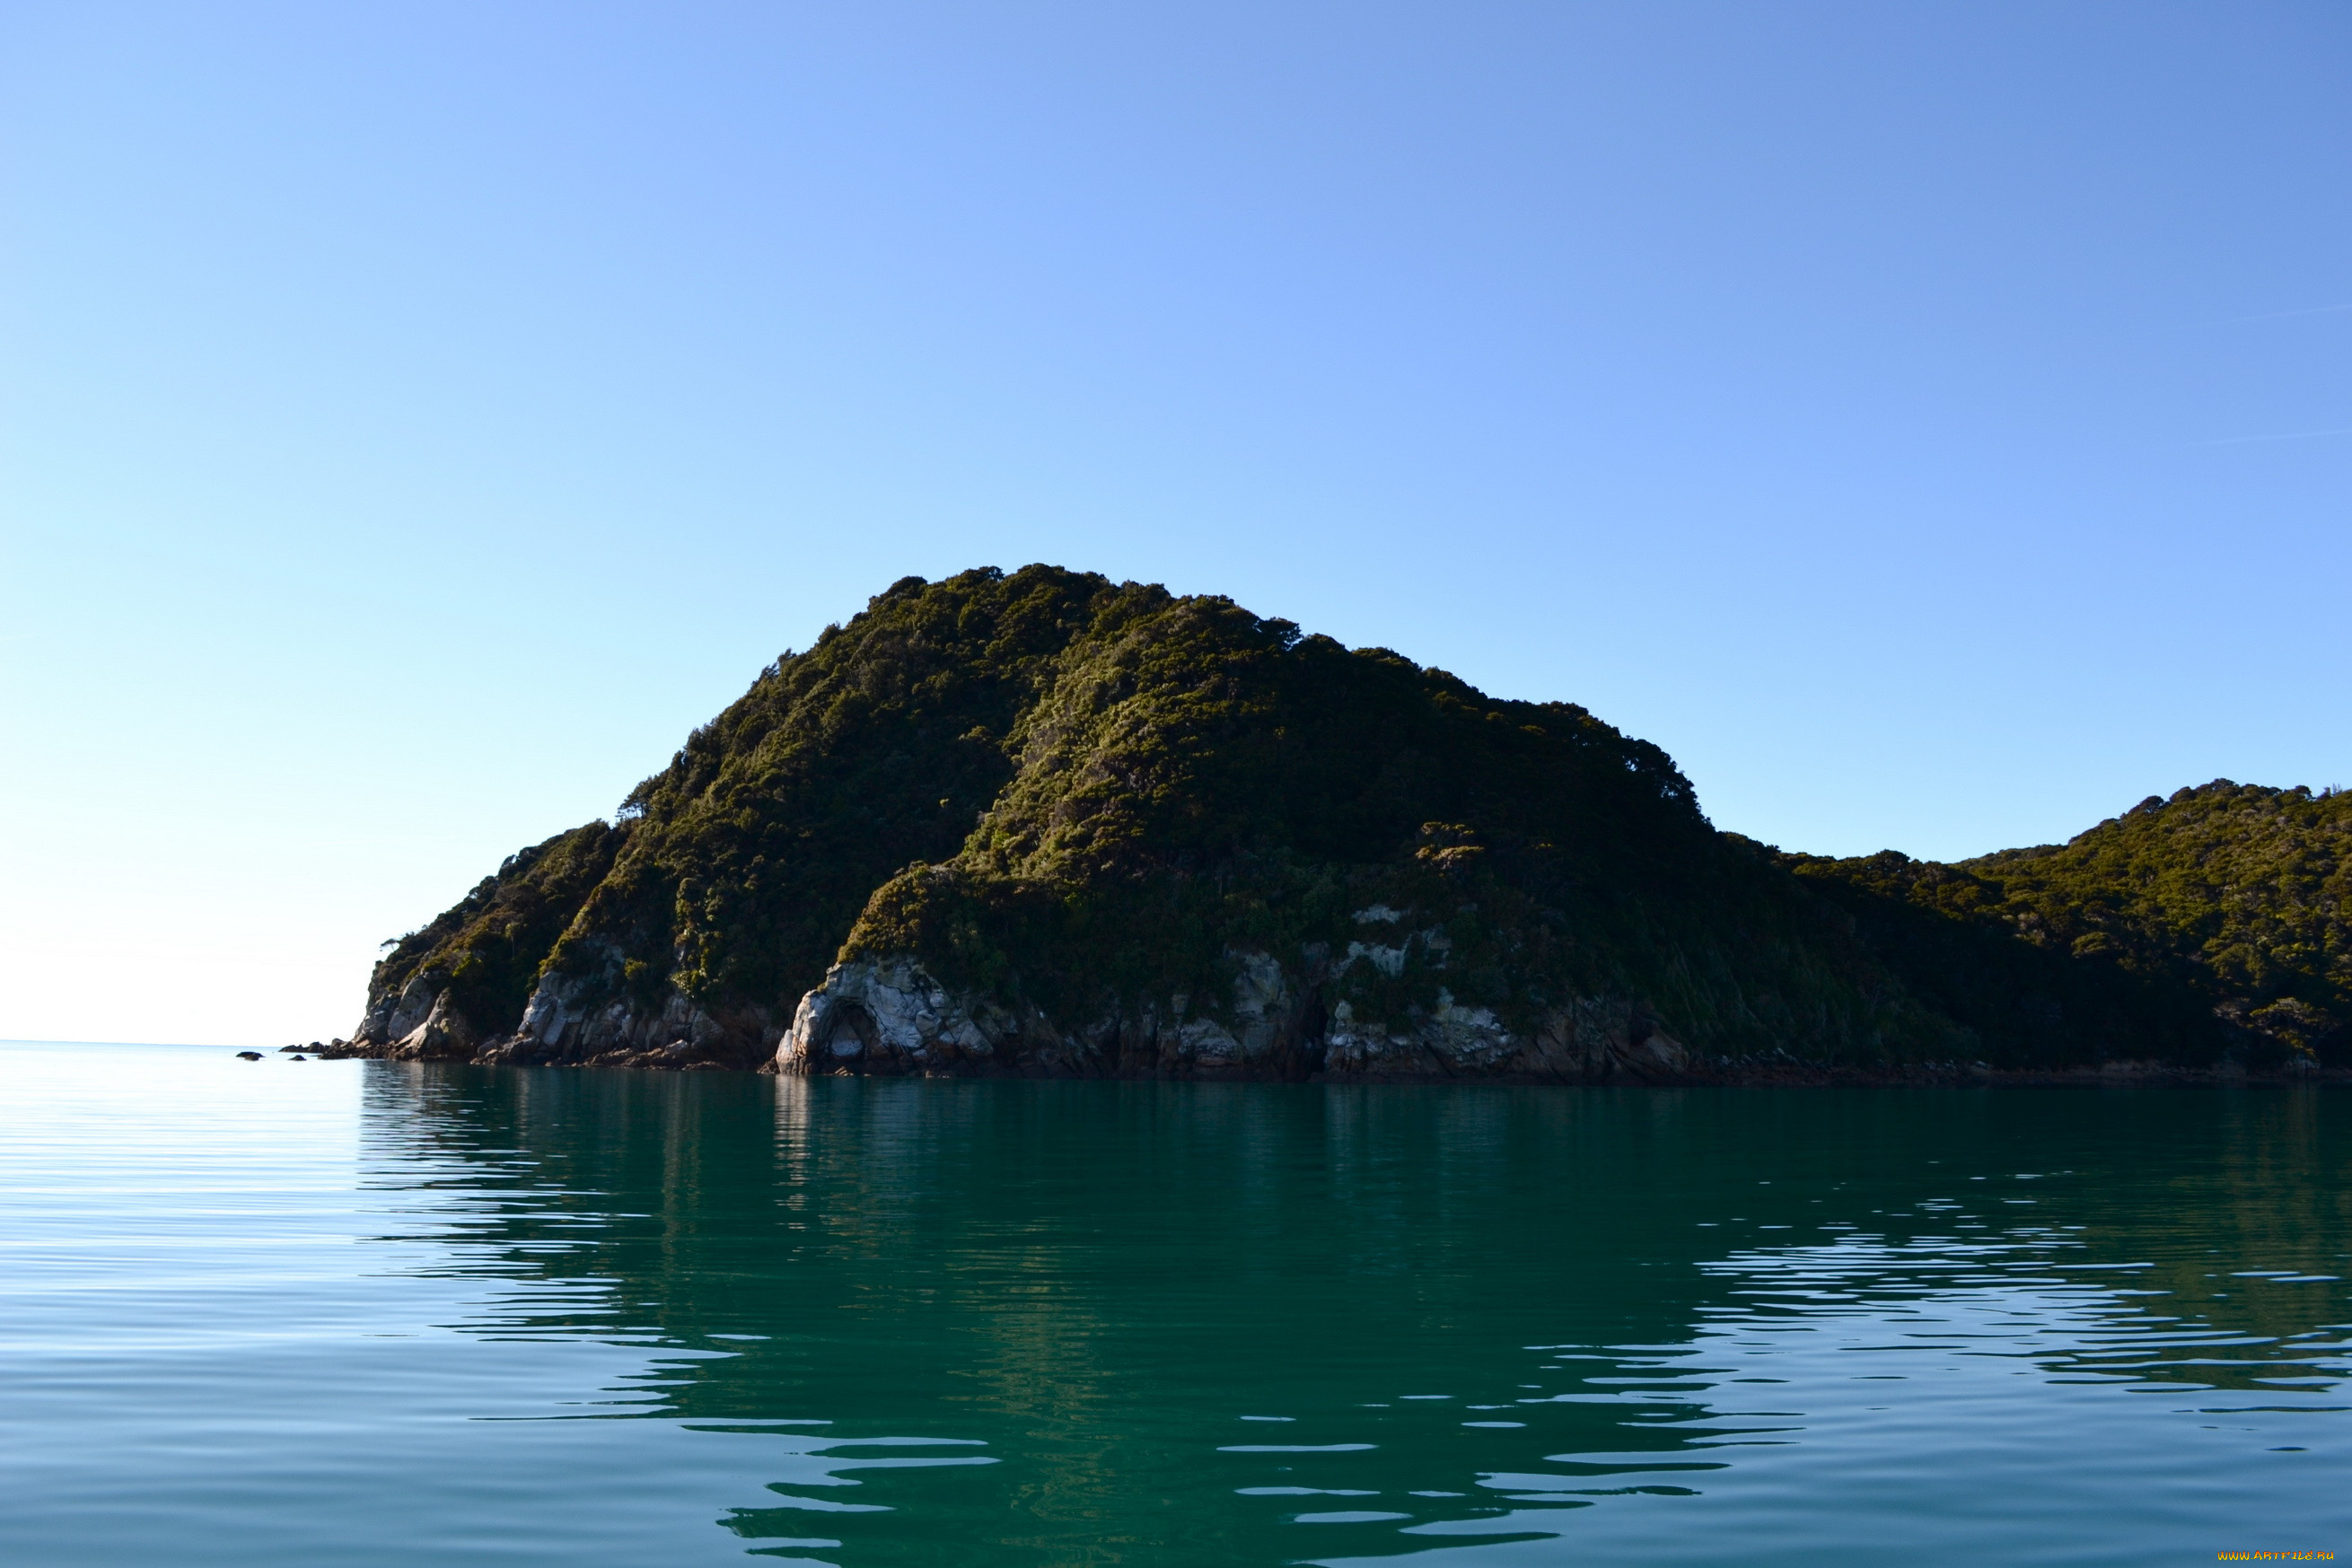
[4,2,2347,1045]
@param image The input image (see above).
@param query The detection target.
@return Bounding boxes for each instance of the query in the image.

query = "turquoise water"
[2,1041,2346,1565]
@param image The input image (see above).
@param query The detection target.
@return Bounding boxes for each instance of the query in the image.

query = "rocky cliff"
[329,565,2347,1080]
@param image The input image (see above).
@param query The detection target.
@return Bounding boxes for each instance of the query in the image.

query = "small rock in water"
[290,1055,308,1062]
[234,1051,263,1061]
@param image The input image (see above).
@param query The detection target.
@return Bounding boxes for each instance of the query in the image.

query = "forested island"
[324,566,2348,1082]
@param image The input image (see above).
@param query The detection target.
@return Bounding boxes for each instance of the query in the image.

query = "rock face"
[777,947,1691,1083]
[338,950,769,1071]
[474,963,754,1070]
[394,987,478,1061]
[339,970,478,1061]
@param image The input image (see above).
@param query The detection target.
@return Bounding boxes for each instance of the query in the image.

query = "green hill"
[1775,782,2348,1070]
[341,566,2343,1078]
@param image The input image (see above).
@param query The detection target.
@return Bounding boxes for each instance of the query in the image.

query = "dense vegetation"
[370,820,627,1036]
[1777,782,2349,1067]
[361,566,2346,1072]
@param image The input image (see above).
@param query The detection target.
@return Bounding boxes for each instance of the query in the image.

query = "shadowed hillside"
[1780,781,2348,1071]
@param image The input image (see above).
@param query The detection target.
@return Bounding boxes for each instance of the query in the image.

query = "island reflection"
[353,1067,2349,1566]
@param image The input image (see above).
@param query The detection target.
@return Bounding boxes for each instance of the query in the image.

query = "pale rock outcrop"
[346,930,772,1067]
[338,946,773,1068]
[474,964,750,1068]
[778,947,1323,1077]
[1321,989,1688,1080]
[777,942,1696,1083]
[349,970,444,1049]
[1226,949,1292,1060]
[779,955,1012,1074]
[1321,988,1513,1075]
[387,987,478,1061]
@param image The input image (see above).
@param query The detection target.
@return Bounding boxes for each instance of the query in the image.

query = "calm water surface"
[2,1040,2346,1565]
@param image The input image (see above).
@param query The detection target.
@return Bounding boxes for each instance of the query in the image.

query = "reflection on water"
[1310,1231,2351,1566]
[2,1043,2346,1567]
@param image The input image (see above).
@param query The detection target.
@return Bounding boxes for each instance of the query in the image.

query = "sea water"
[1,1039,2344,1565]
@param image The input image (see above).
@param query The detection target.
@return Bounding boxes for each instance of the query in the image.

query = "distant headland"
[314,566,2348,1084]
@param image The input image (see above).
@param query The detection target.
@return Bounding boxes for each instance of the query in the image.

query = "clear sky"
[3,2,2347,1047]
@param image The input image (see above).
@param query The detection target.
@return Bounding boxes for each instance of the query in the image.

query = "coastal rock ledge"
[339,952,774,1071]
[777,950,1691,1082]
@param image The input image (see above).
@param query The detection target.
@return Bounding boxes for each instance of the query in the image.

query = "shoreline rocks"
[773,951,1698,1083]
[311,944,2349,1089]
[316,948,2349,1088]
